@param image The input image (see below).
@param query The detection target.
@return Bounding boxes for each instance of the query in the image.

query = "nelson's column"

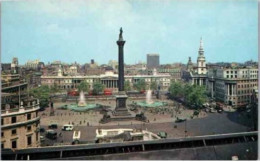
[100,28,146,123]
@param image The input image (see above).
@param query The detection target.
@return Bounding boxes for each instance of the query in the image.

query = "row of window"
[237,89,254,95]
[226,71,238,74]
[238,95,251,100]
[237,80,258,83]
[1,135,33,149]
[2,125,32,138]
[238,84,258,88]
[1,113,33,126]
[226,75,237,78]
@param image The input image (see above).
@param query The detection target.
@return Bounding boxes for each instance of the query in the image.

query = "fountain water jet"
[146,90,154,104]
[78,91,86,107]
[134,89,168,108]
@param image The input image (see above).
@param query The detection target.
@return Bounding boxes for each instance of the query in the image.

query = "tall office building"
[147,54,160,69]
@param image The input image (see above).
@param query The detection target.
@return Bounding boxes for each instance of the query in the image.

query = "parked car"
[62,124,74,131]
[217,109,223,113]
[46,130,57,140]
[175,117,186,123]
[48,123,58,129]
[157,131,167,139]
[40,136,45,142]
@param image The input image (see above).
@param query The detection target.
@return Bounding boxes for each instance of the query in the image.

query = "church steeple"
[196,37,207,75]
[198,37,204,56]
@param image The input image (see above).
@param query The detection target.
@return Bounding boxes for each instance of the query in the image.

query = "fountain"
[135,89,168,108]
[59,91,104,112]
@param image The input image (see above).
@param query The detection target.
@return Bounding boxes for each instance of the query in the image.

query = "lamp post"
[184,120,187,138]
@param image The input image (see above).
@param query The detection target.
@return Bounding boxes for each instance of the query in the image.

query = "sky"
[1,0,258,65]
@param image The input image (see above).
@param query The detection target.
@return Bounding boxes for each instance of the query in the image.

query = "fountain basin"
[135,101,168,108]
[60,103,101,112]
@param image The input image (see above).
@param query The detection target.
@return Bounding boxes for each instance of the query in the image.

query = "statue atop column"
[119,27,123,41]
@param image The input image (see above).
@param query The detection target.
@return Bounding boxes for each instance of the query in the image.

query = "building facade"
[41,70,172,92]
[208,66,258,107]
[1,73,41,149]
[1,96,40,150]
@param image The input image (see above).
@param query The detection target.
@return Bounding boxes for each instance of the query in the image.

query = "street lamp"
[184,120,187,138]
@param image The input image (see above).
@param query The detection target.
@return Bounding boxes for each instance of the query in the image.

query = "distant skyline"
[2,0,258,65]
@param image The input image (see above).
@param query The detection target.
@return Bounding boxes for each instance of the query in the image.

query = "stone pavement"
[39,99,208,127]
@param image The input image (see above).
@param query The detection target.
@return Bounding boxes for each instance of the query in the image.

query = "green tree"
[29,85,51,108]
[134,79,146,92]
[184,85,207,108]
[168,81,183,98]
[78,81,89,93]
[169,81,207,109]
[92,82,105,95]
[124,80,131,92]
[50,83,60,94]
[150,81,158,90]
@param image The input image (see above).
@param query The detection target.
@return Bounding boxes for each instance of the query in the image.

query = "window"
[11,116,16,123]
[27,114,31,120]
[27,136,32,146]
[1,132,4,137]
[27,126,32,132]
[1,118,3,125]
[12,140,17,149]
[12,129,17,135]
[1,143,4,149]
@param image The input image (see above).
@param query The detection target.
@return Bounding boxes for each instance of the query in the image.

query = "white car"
[62,124,74,131]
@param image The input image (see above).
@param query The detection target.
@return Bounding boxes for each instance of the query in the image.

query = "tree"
[150,81,157,90]
[133,79,146,92]
[29,85,51,108]
[168,81,207,109]
[184,85,207,108]
[78,81,89,93]
[168,81,183,98]
[50,83,60,94]
[124,80,131,92]
[92,82,105,95]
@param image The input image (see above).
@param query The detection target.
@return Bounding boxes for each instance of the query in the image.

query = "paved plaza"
[39,98,254,146]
